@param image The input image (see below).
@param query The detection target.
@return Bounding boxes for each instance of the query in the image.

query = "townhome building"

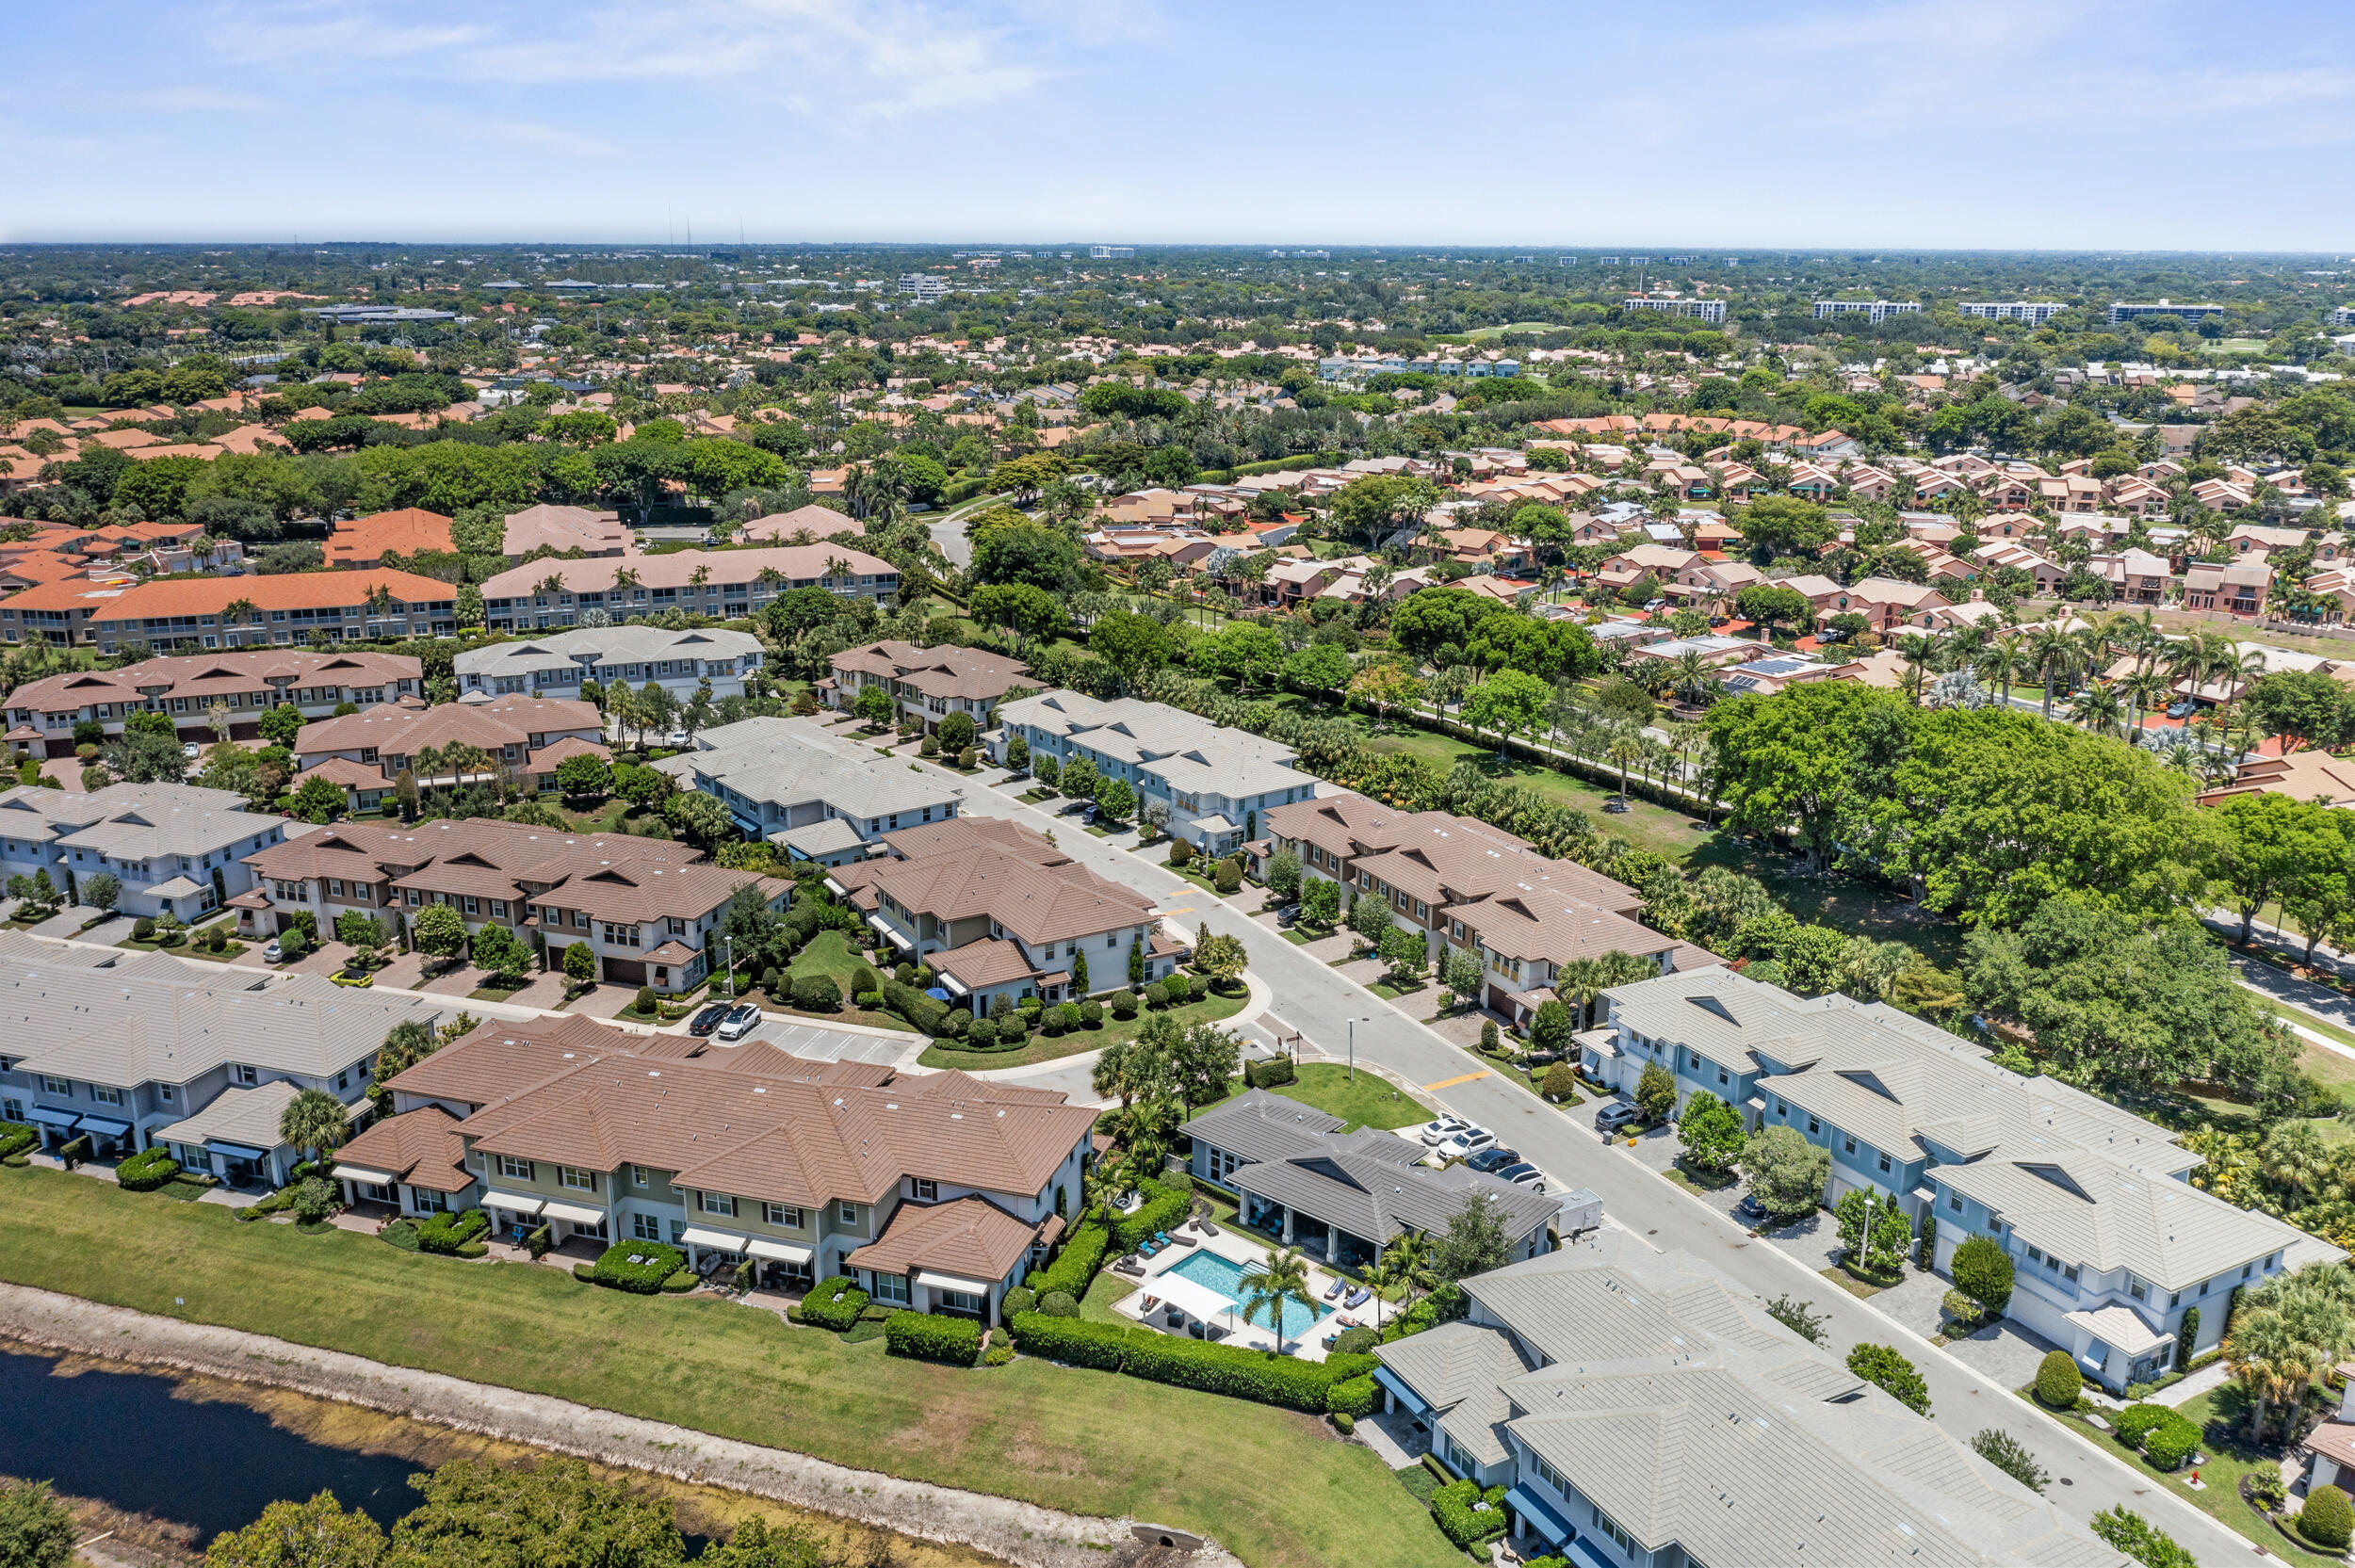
[2087,548,2174,605]
[1592,543,1699,595]
[1370,1233,2128,1567]
[654,716,963,866]
[375,1012,1096,1317]
[479,544,898,633]
[495,503,636,560]
[828,816,1176,1012]
[0,568,459,654]
[0,930,439,1184]
[993,690,1316,855]
[819,639,1031,735]
[2183,559,2273,615]
[4,649,421,760]
[1584,965,2324,1392]
[324,508,456,568]
[0,781,297,920]
[456,625,764,703]
[1181,1089,1558,1271]
[285,694,609,810]
[236,816,789,993]
[1828,575,1957,632]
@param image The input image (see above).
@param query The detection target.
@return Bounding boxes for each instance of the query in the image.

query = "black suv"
[688,1001,733,1037]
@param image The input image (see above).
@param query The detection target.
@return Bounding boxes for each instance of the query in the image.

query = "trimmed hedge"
[1325,1373,1378,1419]
[414,1208,489,1256]
[2113,1403,2174,1449]
[1001,1285,1036,1317]
[882,978,950,1036]
[2302,1484,2354,1551]
[0,1123,35,1160]
[2140,1411,2203,1470]
[884,1310,984,1366]
[1246,1057,1297,1090]
[1108,1178,1194,1254]
[1007,1312,1379,1414]
[801,1276,869,1331]
[589,1240,686,1294]
[114,1146,182,1192]
[1431,1479,1510,1549]
[659,1269,697,1293]
[1024,1219,1110,1298]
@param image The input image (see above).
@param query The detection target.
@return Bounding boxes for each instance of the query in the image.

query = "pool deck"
[1111,1221,1379,1360]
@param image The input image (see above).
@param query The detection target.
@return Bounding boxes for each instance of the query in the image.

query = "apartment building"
[1958,301,2068,323]
[479,545,898,632]
[1259,794,1713,1021]
[1584,965,2323,1392]
[324,508,456,568]
[828,817,1175,1012]
[286,694,608,805]
[820,639,1031,735]
[1371,1234,2127,1567]
[376,1012,1095,1315]
[1811,299,1919,322]
[3,648,420,758]
[0,568,458,654]
[1621,297,1725,322]
[456,625,764,703]
[993,690,1315,855]
[0,781,296,921]
[496,503,635,560]
[0,931,439,1184]
[655,716,964,866]
[236,816,789,993]
[2109,299,2228,325]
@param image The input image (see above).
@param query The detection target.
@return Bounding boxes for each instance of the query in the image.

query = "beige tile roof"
[830,639,1031,702]
[291,694,601,768]
[846,841,1154,949]
[5,649,418,716]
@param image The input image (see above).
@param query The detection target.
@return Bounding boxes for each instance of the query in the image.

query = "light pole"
[721,932,734,1003]
[1348,1015,1368,1081]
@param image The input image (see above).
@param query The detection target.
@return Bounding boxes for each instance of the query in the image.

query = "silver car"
[1595,1101,1644,1133]
[715,1004,761,1042]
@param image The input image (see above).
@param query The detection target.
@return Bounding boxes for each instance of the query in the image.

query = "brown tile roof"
[930,937,1042,990]
[829,639,1031,703]
[4,649,418,715]
[5,566,455,623]
[847,1195,1040,1282]
[386,1013,617,1107]
[875,816,1056,861]
[479,543,894,601]
[291,695,601,767]
[336,1106,474,1192]
[846,843,1155,949]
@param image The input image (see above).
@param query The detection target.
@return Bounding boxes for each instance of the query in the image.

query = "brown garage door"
[601,955,646,985]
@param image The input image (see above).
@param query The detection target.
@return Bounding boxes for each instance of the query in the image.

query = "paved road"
[915,754,2260,1562]
[925,493,1003,570]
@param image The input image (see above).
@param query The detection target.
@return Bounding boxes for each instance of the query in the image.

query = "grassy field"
[917,986,1251,1071]
[1360,725,1709,861]
[1207,1064,1432,1131]
[0,1167,1454,1568]
[761,929,915,1033]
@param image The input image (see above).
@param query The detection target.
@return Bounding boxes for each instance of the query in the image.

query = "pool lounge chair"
[1322,1279,1346,1301]
[1344,1286,1371,1309]
[1166,1230,1198,1247]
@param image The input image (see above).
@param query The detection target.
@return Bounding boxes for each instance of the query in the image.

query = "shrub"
[2139,1413,2203,1471]
[1247,1055,1298,1090]
[1213,859,1242,895]
[1080,999,1102,1026]
[1057,1001,1082,1030]
[1430,1479,1510,1550]
[1540,1061,1581,1102]
[2306,1487,2355,1552]
[1001,1285,1036,1317]
[1117,1333,1378,1414]
[1330,1411,1355,1435]
[634,985,658,1014]
[659,1269,696,1292]
[967,1016,1001,1049]
[1162,973,1192,1005]
[0,1123,34,1160]
[414,1208,490,1256]
[2113,1403,2174,1449]
[2034,1350,2082,1409]
[854,989,883,1009]
[789,974,840,1011]
[1109,1178,1193,1253]
[1110,991,1138,1020]
[983,1343,1015,1366]
[1846,1342,1931,1416]
[1969,1428,2047,1493]
[919,736,939,756]
[1039,1007,1066,1037]
[589,1240,687,1294]
[1038,1290,1080,1317]
[885,1310,985,1366]
[1143,981,1168,1009]
[1949,1235,2014,1314]
[1007,1312,1129,1370]
[132,916,155,942]
[1169,838,1194,867]
[1331,1325,1378,1356]
[1024,1220,1110,1299]
[1325,1373,1378,1419]
[2175,1307,2198,1371]
[882,978,948,1036]
[114,1146,181,1191]
[801,1277,870,1331]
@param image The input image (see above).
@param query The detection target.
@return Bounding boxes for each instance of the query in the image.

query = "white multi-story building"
[1812,299,1920,322]
[0,781,297,921]
[654,717,964,866]
[1621,297,1725,323]
[455,625,763,703]
[478,545,897,633]
[1959,301,2068,324]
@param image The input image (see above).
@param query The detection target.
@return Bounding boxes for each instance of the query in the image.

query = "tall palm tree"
[1383,1232,1438,1307]
[2066,682,2124,736]
[1976,633,2025,707]
[1604,724,1643,806]
[2119,668,2171,740]
[2225,1308,2308,1444]
[1554,956,1606,1030]
[279,1086,352,1173]
[2025,625,2076,719]
[1893,634,1940,705]
[1238,1247,1318,1349]
[2212,639,2270,742]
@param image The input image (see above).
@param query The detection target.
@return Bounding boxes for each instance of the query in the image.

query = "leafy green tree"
[289,774,345,823]
[663,789,738,849]
[1950,1235,2015,1312]
[385,1458,687,1568]
[1299,876,1341,927]
[695,1517,836,1568]
[203,1491,386,1567]
[1059,755,1100,802]
[2210,790,2348,944]
[1529,998,1573,1056]
[1846,1342,1932,1416]
[852,685,893,725]
[1088,610,1174,690]
[1737,496,1838,558]
[1734,583,1815,636]
[2090,1507,2198,1568]
[561,941,596,986]
[1462,669,1551,752]
[937,710,977,753]
[1439,946,1485,1010]
[1095,776,1136,822]
[1350,889,1394,950]
[1705,683,1908,874]
[1968,1430,2048,1495]
[1634,1059,1676,1122]
[1327,474,1439,545]
[2244,670,2350,753]
[554,753,611,799]
[969,582,1066,649]
[1676,1090,1746,1174]
[1263,849,1301,902]
[256,703,308,747]
[1430,1193,1514,1282]
[411,903,468,964]
[1739,1125,1829,1220]
[82,871,120,912]
[1201,622,1285,692]
[468,922,529,981]
[0,1479,78,1568]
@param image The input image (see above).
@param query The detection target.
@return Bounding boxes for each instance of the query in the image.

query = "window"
[629,1165,651,1188]
[1806,1116,1819,1135]
[870,1273,910,1303]
[1591,1504,1637,1559]
[937,1287,983,1315]
[2026,1245,2044,1265]
[39,1075,70,1096]
[158,1085,174,1105]
[2063,1263,2079,1284]
[1876,1153,1892,1173]
[701,1192,736,1217]
[1842,1136,1856,1155]
[1946,1191,1961,1214]
[90,1085,123,1107]
[560,1167,598,1192]
[496,1155,534,1182]
[633,1212,663,1241]
[2129,1276,2149,1302]
[412,1188,447,1214]
[234,1064,258,1086]
[913,1178,937,1202]
[762,1203,801,1228]
[838,1201,859,1226]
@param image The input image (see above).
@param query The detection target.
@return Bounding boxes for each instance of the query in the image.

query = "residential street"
[918,755,2264,1564]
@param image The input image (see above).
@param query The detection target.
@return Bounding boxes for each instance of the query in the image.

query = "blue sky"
[10,0,2354,249]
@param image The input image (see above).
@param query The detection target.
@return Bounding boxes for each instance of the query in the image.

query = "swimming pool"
[1162,1249,1333,1341]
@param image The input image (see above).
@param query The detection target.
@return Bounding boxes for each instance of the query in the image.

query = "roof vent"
[754,1087,766,1094]
[648,1070,660,1077]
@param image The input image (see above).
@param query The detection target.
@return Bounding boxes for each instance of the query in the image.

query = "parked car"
[1441,1128,1498,1159]
[261,938,283,963]
[2166,700,2194,719]
[1416,1115,1473,1147]
[688,1001,732,1037]
[1734,1193,1768,1224]
[1493,1162,1547,1193]
[1595,1100,1644,1133]
[1464,1146,1522,1173]
[330,964,375,989]
[180,741,202,759]
[714,1004,761,1042]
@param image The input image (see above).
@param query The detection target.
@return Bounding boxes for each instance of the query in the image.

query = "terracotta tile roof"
[847,1195,1040,1282]
[336,1105,474,1192]
[930,937,1042,990]
[5,649,418,716]
[480,544,895,601]
[326,509,456,566]
[838,836,1155,949]
[291,695,601,768]
[4,566,454,622]
[829,639,1031,702]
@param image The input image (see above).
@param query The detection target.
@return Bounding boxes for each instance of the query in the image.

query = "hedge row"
[2115,1402,2204,1470]
[884,1310,985,1366]
[882,978,950,1037]
[415,1208,490,1256]
[1108,1179,1193,1254]
[1023,1219,1109,1299]
[1245,1057,1297,1090]
[1008,1312,1379,1414]
[1431,1479,1510,1550]
[801,1276,869,1331]
[589,1240,686,1294]
[115,1146,182,1191]
[0,1122,34,1160]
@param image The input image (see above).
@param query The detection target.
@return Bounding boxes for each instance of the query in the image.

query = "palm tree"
[1553,956,1606,1030]
[279,1086,352,1172]
[2226,1308,2308,1444]
[2119,668,2171,740]
[1237,1246,1318,1349]
[2025,625,2076,719]
[1604,724,1643,806]
[2066,681,2124,736]
[1893,633,1940,705]
[1360,1249,1407,1330]
[2212,639,2269,742]
[1976,633,2025,707]
[1383,1232,1439,1308]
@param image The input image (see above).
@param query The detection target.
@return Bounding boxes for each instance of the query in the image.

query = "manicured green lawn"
[917,986,1250,1071]
[0,1167,1454,1568]
[1079,1269,1137,1325]
[1362,725,1709,863]
[766,929,915,1033]
[1206,1064,1432,1132]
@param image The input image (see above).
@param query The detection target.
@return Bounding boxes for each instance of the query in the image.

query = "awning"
[917,1269,996,1296]
[1503,1485,1578,1548]
[480,1190,545,1216]
[206,1140,271,1162]
[678,1225,748,1253]
[333,1164,398,1185]
[1374,1366,1430,1415]
[746,1237,813,1264]
[1149,1271,1246,1330]
[26,1106,81,1129]
[541,1199,609,1226]
[75,1114,133,1138]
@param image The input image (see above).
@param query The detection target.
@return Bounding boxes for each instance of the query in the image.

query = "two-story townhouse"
[478,544,897,633]
[0,568,458,654]
[378,1013,1096,1318]
[0,781,296,919]
[0,930,438,1182]
[284,694,609,809]
[819,639,1031,735]
[455,625,764,703]
[237,816,789,993]
[653,716,962,866]
[1590,965,2331,1393]
[3,649,420,758]
[992,690,1316,855]
[1370,1235,2128,1568]
[827,817,1174,1011]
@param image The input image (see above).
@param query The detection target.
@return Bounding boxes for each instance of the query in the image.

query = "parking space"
[742,1018,910,1066]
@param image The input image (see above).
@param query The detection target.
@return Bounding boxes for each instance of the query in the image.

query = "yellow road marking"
[1162,905,1195,916]
[1422,1070,1491,1091]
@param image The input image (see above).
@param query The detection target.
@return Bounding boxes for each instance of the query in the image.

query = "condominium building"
[820,639,1031,735]
[1621,297,1725,323]
[478,545,898,633]
[455,625,764,703]
[286,694,608,809]
[496,503,635,561]
[3,648,420,758]
[374,1011,1096,1314]
[1371,1233,2127,1567]
[0,781,297,921]
[1811,299,1920,322]
[0,568,459,654]
[655,717,965,866]
[236,816,789,994]
[2109,299,2228,325]
[1958,301,2068,324]
[993,690,1315,855]
[1583,965,2325,1392]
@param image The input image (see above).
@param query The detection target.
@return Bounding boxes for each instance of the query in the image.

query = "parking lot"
[725,1015,916,1067]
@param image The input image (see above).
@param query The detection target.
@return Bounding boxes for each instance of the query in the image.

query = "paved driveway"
[742,1017,913,1066]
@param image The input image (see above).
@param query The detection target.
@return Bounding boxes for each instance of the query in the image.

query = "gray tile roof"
[0,782,284,863]
[1180,1087,1348,1162]
[656,718,960,824]
[456,625,760,681]
[999,690,1305,800]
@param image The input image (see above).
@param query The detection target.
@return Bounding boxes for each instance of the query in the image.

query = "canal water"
[0,1341,996,1565]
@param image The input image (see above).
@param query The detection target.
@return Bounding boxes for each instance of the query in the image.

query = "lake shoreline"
[0,1282,1230,1568]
